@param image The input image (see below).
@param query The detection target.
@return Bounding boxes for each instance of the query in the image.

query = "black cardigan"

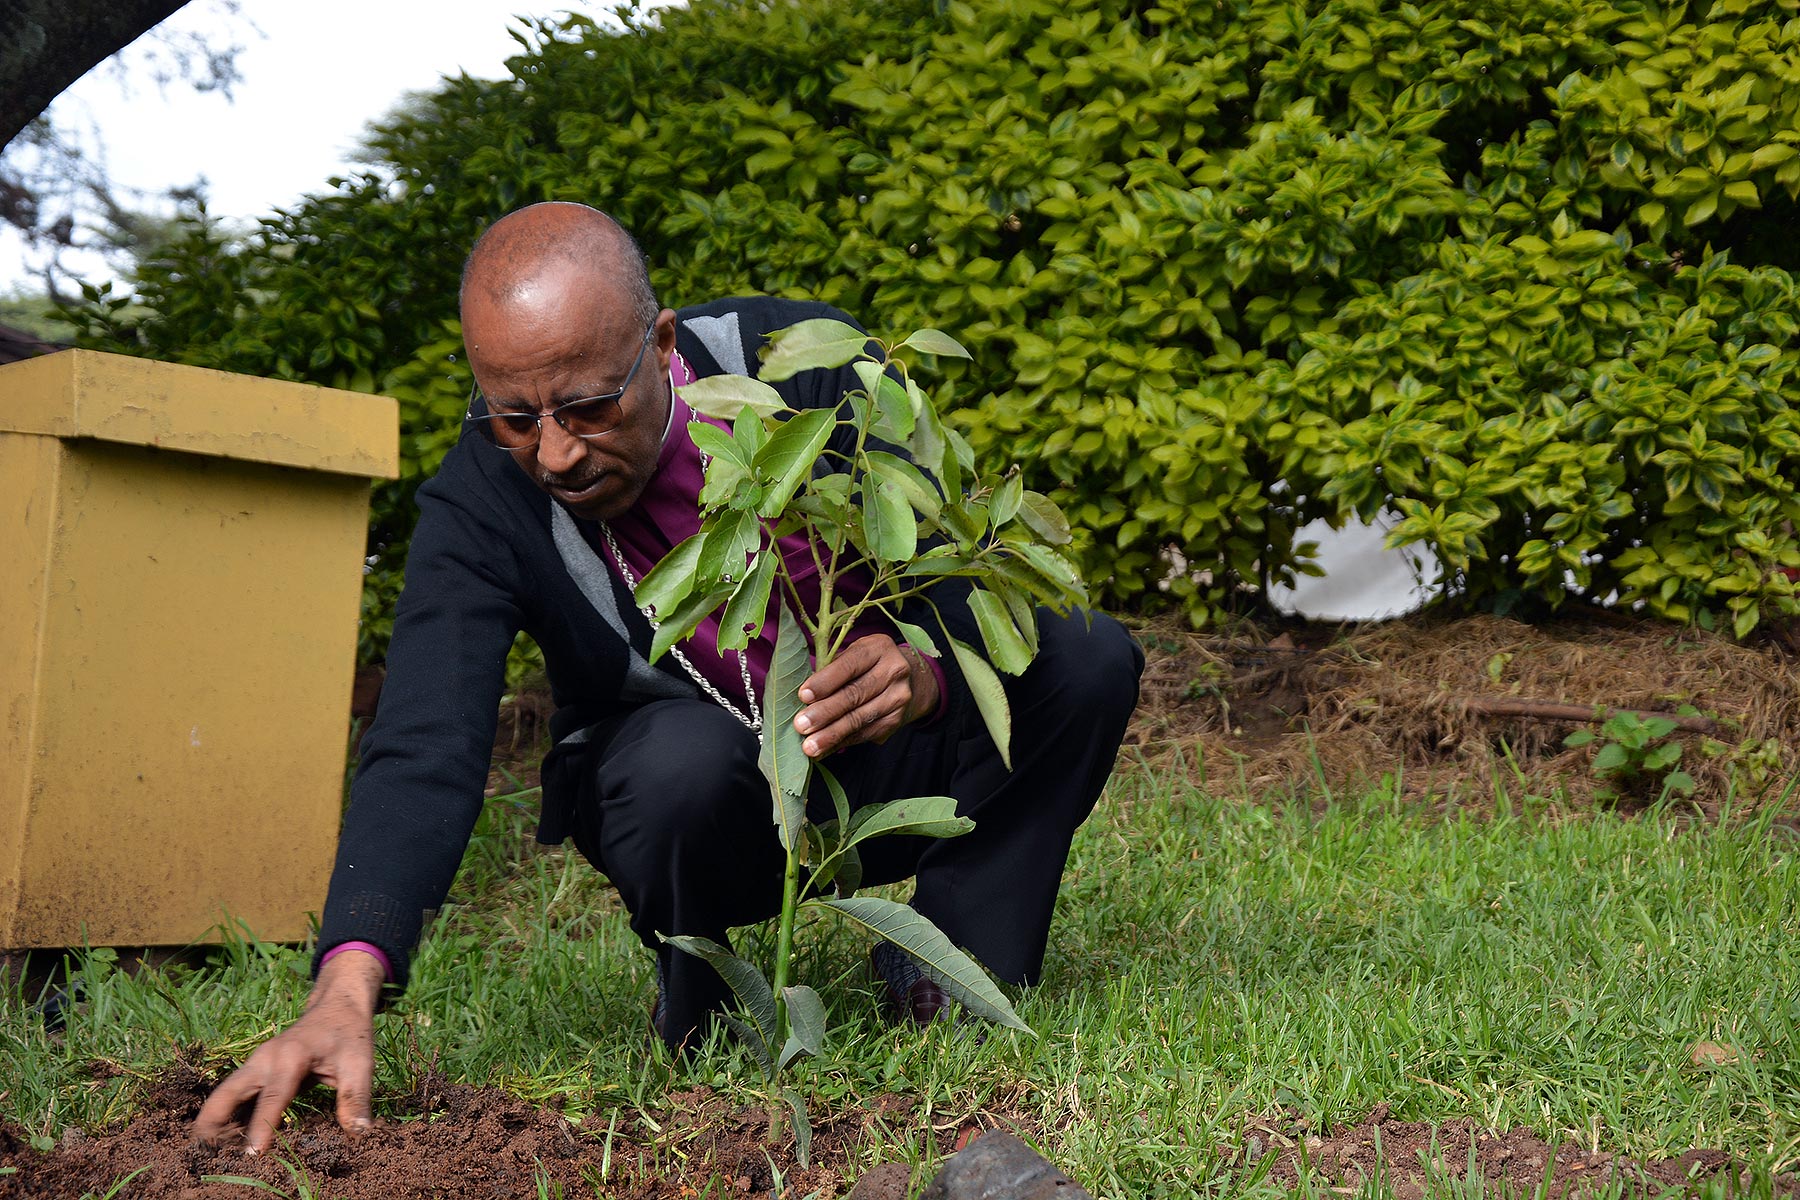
[316,296,976,990]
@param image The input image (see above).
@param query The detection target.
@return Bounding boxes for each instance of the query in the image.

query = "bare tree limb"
[1456,696,1720,735]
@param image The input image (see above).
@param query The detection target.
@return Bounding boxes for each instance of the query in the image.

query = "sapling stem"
[772,586,837,1049]
[770,835,803,1044]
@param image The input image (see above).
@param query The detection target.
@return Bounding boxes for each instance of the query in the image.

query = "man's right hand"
[192,949,386,1154]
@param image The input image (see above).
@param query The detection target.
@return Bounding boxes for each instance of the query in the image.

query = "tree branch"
[1455,696,1719,735]
[0,0,193,150]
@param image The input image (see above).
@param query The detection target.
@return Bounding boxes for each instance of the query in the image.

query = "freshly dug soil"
[1126,609,1800,810]
[0,1063,996,1200]
[1258,1102,1799,1200]
[5,1069,1791,1200]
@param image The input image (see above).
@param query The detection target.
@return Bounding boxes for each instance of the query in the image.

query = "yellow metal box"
[1,350,398,948]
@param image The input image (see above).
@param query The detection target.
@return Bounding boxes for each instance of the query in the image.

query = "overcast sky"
[1,0,609,294]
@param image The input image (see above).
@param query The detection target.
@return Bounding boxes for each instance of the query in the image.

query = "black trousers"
[567,610,1143,1046]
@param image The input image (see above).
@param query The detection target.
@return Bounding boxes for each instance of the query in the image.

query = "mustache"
[540,469,605,492]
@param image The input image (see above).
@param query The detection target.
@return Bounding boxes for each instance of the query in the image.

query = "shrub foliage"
[64,0,1800,657]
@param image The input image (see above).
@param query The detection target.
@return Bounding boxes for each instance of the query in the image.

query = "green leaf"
[1016,491,1072,544]
[816,895,1029,1032]
[1563,729,1596,748]
[650,582,734,662]
[853,360,916,442]
[734,405,771,460]
[968,588,1033,674]
[866,452,943,521]
[697,508,760,586]
[989,473,1024,529]
[989,554,1073,609]
[94,1167,151,1197]
[1684,192,1719,226]
[819,761,851,832]
[995,579,1040,661]
[691,420,749,467]
[897,328,972,359]
[913,398,963,497]
[941,497,990,549]
[1750,144,1796,171]
[758,601,813,851]
[754,408,839,519]
[696,425,752,510]
[791,472,853,529]
[1663,770,1697,796]
[901,545,982,579]
[890,616,941,657]
[679,374,788,420]
[660,933,778,1045]
[778,985,827,1070]
[722,1014,775,1078]
[844,795,973,848]
[782,1088,813,1169]
[633,532,705,625]
[949,636,1012,768]
[1733,605,1758,640]
[718,549,776,652]
[862,478,918,563]
[1012,543,1088,606]
[760,319,870,381]
[1591,743,1630,774]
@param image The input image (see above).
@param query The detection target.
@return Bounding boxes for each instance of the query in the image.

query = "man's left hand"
[795,634,937,757]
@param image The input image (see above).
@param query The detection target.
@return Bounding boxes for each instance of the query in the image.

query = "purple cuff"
[319,940,393,983]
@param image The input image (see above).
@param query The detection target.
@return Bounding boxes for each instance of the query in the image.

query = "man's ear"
[653,307,679,367]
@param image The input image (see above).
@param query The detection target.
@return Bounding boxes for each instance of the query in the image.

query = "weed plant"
[4,767,1796,1198]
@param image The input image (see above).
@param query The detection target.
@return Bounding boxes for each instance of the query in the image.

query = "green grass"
[4,766,1797,1198]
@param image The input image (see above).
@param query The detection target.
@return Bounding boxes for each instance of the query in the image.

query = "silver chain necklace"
[599,520,763,732]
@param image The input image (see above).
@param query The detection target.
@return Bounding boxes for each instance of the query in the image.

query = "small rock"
[848,1162,913,1200]
[1689,1041,1739,1067]
[921,1131,1093,1200]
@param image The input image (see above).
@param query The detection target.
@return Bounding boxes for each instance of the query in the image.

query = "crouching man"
[195,203,1142,1152]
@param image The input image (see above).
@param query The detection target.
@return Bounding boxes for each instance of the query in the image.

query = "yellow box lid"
[0,349,399,479]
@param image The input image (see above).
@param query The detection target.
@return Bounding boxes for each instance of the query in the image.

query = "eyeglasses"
[467,326,655,449]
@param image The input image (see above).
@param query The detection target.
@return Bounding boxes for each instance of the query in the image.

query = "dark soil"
[0,1062,1007,1199]
[1257,1102,1798,1200]
[1124,609,1800,812]
[6,1070,1790,1200]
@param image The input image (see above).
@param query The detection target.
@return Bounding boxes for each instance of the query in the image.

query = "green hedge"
[64,0,1800,658]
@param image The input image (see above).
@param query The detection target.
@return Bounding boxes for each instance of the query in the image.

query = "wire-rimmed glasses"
[466,326,655,449]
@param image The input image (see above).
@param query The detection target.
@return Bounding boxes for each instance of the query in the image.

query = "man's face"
[464,283,676,522]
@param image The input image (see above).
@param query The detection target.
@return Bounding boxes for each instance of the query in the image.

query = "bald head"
[461,202,659,330]
[457,203,678,521]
